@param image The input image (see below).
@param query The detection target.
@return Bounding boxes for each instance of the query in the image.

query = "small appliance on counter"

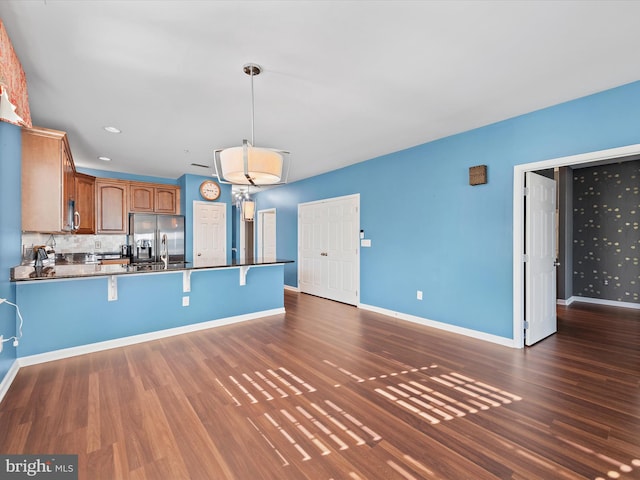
[128,213,185,265]
[120,244,133,258]
[22,245,55,267]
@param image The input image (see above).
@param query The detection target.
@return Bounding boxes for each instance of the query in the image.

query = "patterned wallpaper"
[572,160,640,304]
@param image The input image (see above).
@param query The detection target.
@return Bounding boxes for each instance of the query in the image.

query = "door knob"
[198,253,202,256]
[553,259,561,267]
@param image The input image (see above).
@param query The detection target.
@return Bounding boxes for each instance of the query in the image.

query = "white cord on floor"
[0,298,24,347]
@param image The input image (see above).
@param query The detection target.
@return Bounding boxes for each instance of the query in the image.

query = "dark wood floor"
[1,292,639,479]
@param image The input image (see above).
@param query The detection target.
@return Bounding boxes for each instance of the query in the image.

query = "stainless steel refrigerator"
[128,214,185,265]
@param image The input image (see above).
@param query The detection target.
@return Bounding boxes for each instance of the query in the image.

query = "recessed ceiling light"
[98,156,112,162]
[103,126,121,134]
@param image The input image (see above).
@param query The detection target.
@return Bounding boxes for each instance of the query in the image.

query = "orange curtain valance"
[0,18,32,127]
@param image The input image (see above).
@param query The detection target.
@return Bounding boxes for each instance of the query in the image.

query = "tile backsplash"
[22,233,127,255]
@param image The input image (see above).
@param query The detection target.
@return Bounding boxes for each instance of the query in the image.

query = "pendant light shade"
[214,63,290,186]
[218,140,284,185]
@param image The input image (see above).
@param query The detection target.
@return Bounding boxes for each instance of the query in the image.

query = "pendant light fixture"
[214,63,290,186]
[241,197,256,222]
[234,187,256,222]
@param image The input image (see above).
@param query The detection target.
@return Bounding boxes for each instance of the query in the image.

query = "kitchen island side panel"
[15,265,284,357]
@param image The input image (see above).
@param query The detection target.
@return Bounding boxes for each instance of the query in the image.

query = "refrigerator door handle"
[160,233,168,268]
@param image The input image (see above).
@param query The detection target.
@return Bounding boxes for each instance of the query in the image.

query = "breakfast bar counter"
[11,258,293,282]
[11,259,294,359]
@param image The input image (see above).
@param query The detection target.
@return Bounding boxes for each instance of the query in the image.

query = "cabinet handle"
[74,211,81,230]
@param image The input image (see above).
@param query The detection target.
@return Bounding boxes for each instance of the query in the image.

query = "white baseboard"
[556,297,574,306]
[358,304,517,348]
[566,296,640,310]
[0,360,20,405]
[284,285,300,292]
[18,307,285,368]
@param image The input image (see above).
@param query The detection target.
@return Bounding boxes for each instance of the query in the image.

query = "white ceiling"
[2,1,640,182]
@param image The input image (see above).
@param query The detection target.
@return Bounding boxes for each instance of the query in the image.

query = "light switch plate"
[361,239,371,247]
[182,296,189,307]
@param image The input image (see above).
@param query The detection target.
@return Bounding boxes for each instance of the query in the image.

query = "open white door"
[525,172,557,345]
[193,201,226,267]
[258,209,277,261]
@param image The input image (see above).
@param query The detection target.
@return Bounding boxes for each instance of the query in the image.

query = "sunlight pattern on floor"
[250,399,381,466]
[215,367,317,406]
[556,435,640,480]
[376,370,521,424]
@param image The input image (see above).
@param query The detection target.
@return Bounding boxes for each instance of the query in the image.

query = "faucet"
[160,233,168,269]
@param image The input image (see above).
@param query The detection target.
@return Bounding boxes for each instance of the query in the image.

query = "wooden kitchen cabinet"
[155,186,180,214]
[96,179,128,234]
[74,173,96,234]
[129,183,155,212]
[130,182,180,214]
[22,126,77,232]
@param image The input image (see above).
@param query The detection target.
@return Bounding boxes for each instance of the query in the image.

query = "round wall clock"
[199,180,221,201]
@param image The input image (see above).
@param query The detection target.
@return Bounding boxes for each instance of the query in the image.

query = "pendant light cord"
[250,68,255,146]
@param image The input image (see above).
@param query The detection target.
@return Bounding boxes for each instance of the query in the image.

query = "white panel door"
[326,196,359,304]
[193,201,226,267]
[299,202,328,297]
[258,209,277,261]
[299,195,359,305]
[525,172,557,346]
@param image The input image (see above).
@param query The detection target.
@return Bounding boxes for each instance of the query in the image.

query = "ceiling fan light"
[219,145,283,185]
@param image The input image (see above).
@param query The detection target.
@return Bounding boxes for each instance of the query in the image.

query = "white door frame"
[513,143,640,348]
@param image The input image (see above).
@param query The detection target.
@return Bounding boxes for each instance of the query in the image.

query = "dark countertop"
[11,259,294,282]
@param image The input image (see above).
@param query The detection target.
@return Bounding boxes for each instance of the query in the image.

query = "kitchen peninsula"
[11,259,293,360]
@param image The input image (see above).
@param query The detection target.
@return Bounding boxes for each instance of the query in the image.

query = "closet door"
[298,195,359,305]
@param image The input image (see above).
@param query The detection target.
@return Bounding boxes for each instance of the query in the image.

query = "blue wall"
[16,265,284,357]
[256,80,640,340]
[0,122,22,380]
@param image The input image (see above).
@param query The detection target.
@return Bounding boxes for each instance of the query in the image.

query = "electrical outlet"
[0,335,3,353]
[95,241,101,249]
[417,290,423,300]
[182,296,189,307]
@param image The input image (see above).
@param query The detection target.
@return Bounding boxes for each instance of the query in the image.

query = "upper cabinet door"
[130,183,155,212]
[74,173,96,234]
[96,179,128,234]
[21,126,75,233]
[155,186,180,214]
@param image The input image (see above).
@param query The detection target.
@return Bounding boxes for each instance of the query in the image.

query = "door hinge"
[524,321,530,329]
[523,187,529,196]
[522,254,529,263]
